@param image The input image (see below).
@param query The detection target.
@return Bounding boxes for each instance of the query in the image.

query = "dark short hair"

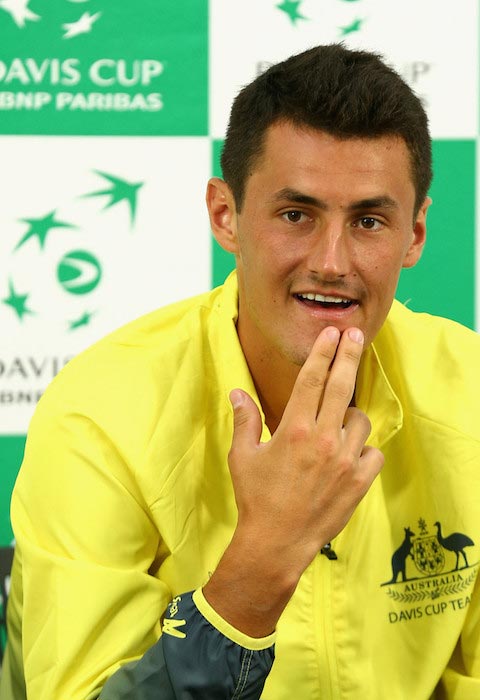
[221,43,432,214]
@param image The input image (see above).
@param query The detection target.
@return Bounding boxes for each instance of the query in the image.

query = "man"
[1,43,479,699]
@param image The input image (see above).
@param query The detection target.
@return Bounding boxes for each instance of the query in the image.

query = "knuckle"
[287,422,311,444]
[316,344,337,361]
[345,405,362,419]
[349,407,372,434]
[352,472,370,497]
[229,438,253,463]
[299,369,326,391]
[233,409,250,428]
[342,343,363,363]
[338,450,356,473]
[330,376,352,401]
[370,447,385,470]
[360,412,372,433]
[357,447,385,481]
[317,434,337,456]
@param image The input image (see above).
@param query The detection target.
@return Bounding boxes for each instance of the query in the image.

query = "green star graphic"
[339,18,364,35]
[83,171,144,225]
[2,279,34,320]
[15,210,76,251]
[68,311,94,330]
[276,0,308,24]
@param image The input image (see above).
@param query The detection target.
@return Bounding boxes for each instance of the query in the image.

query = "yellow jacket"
[2,272,480,699]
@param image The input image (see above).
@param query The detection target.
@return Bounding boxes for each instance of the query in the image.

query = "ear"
[402,196,431,269]
[206,177,239,254]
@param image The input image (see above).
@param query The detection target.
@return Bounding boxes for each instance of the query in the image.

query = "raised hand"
[203,326,384,637]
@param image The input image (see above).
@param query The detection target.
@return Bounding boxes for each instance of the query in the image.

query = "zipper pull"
[320,542,338,560]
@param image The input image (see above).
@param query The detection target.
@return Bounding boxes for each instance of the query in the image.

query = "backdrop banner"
[0,0,478,546]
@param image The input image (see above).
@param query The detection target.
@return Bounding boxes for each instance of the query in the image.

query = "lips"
[294,292,357,309]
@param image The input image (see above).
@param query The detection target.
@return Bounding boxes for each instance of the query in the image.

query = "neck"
[236,322,300,435]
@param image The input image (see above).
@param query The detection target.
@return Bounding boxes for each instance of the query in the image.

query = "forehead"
[245,122,416,206]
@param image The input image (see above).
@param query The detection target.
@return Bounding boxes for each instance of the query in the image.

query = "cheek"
[369,266,402,296]
[244,241,300,280]
[355,241,408,282]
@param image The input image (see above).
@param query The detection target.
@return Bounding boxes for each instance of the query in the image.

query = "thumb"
[229,389,263,453]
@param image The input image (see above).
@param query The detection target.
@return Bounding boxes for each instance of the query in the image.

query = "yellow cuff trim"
[192,588,276,651]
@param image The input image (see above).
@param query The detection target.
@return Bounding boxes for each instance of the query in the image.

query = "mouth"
[294,292,358,310]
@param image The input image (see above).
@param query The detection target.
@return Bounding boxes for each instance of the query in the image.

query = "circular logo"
[57,250,102,295]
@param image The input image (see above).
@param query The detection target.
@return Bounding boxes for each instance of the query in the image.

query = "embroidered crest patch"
[381,518,478,623]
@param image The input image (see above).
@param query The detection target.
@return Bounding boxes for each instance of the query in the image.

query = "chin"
[283,344,313,368]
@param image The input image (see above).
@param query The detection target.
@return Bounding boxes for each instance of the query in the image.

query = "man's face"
[211,121,429,368]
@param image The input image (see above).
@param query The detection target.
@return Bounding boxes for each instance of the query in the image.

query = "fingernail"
[230,389,244,408]
[325,327,340,342]
[348,328,364,344]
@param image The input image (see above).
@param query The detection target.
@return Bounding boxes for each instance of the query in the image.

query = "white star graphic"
[62,11,101,39]
[0,0,40,28]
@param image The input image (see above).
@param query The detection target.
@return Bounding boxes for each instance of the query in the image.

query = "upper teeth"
[299,293,352,303]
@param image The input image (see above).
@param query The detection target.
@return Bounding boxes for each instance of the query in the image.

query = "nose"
[307,224,351,280]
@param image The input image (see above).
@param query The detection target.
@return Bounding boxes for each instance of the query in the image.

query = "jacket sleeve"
[436,574,480,698]
[99,589,275,700]
[9,394,274,700]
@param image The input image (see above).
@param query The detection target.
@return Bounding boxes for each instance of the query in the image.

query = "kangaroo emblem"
[382,527,415,585]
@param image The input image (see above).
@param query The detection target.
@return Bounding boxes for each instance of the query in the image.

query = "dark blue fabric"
[99,591,274,699]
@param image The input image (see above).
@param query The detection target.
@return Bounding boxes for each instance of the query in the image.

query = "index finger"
[282,326,341,423]
[317,327,364,430]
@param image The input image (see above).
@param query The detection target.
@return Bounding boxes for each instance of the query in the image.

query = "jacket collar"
[355,338,403,448]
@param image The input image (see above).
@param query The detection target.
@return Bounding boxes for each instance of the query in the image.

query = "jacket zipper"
[313,543,339,699]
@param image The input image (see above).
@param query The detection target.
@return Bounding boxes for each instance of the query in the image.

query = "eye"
[282,210,309,224]
[354,216,383,231]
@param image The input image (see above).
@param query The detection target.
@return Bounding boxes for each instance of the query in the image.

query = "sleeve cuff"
[192,587,276,651]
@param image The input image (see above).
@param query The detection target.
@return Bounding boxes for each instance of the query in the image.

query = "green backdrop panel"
[0,436,25,546]
[0,0,208,135]
[396,140,475,329]
[211,139,235,287]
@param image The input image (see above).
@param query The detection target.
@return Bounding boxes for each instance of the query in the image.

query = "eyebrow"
[271,188,398,211]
